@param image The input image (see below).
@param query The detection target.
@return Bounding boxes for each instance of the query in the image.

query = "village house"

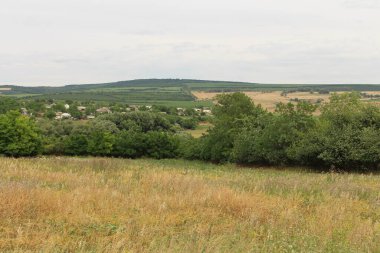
[129,105,139,111]
[203,109,212,115]
[77,106,86,112]
[45,103,55,109]
[55,112,71,120]
[177,107,185,116]
[96,107,111,114]
[64,104,70,110]
[20,108,28,115]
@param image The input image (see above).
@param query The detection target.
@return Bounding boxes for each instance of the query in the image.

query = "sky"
[0,0,380,86]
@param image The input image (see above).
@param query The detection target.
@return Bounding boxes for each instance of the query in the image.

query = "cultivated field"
[0,157,379,252]
[193,91,380,111]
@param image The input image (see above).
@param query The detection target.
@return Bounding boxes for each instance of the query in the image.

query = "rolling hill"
[1,79,380,106]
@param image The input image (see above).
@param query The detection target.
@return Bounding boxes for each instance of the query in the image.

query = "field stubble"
[0,157,379,252]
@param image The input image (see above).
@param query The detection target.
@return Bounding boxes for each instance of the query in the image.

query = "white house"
[96,107,111,114]
[203,109,212,115]
[55,112,71,120]
[77,106,86,112]
[20,108,28,115]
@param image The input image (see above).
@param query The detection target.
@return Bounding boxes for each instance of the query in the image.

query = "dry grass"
[0,157,379,252]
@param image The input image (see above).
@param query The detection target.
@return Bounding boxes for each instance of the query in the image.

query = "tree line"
[1,92,379,171]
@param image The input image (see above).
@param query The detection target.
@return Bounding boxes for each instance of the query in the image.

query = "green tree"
[87,131,115,156]
[200,93,264,162]
[0,97,19,114]
[0,111,42,156]
[68,106,82,119]
[289,93,380,170]
[113,130,147,158]
[232,101,317,165]
[145,132,179,159]
[45,110,56,120]
[63,125,90,155]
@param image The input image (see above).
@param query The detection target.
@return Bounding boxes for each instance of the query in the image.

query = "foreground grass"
[0,157,379,252]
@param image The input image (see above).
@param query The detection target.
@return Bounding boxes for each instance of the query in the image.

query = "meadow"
[0,157,379,252]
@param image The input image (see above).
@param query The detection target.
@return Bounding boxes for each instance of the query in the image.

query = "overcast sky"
[1,0,379,86]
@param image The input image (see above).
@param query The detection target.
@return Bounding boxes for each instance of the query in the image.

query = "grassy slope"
[0,157,379,252]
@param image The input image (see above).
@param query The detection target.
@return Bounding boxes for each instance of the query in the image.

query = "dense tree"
[0,111,42,156]
[68,106,82,119]
[97,112,172,132]
[289,93,380,170]
[87,131,115,156]
[200,92,264,162]
[63,125,90,155]
[45,110,56,120]
[144,131,179,159]
[233,101,316,165]
[0,97,19,114]
[113,130,147,158]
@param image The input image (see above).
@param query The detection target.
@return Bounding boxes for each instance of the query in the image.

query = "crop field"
[0,157,379,252]
[193,91,380,111]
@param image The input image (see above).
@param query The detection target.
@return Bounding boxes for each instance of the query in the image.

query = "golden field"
[192,91,380,111]
[0,157,379,252]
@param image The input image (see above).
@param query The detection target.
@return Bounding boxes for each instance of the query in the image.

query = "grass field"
[185,122,212,138]
[0,157,379,252]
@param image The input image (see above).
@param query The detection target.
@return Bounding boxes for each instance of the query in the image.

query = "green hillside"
[1,79,380,106]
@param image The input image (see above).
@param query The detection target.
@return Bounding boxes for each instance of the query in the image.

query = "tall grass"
[0,157,379,252]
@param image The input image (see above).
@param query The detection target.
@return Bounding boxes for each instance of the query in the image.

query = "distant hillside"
[1,79,380,95]
[1,79,380,106]
[0,79,261,95]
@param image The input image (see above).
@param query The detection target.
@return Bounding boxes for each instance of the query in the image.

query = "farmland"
[0,157,379,252]
[2,79,380,107]
[193,91,380,111]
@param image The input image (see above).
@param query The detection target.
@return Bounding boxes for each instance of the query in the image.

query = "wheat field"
[0,157,379,252]
[192,91,380,111]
